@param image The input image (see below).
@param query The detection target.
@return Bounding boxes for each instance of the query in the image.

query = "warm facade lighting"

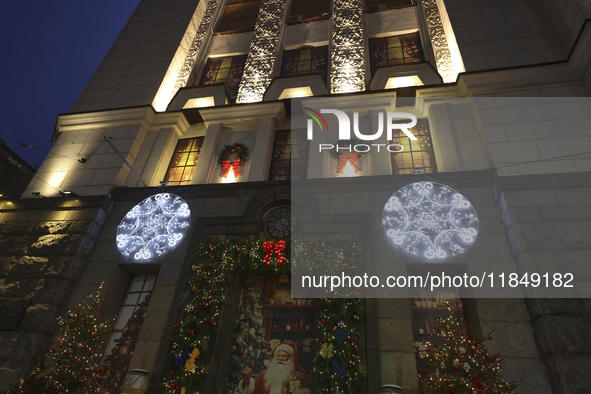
[183,96,216,109]
[341,161,358,177]
[385,75,423,90]
[278,87,313,100]
[222,166,238,183]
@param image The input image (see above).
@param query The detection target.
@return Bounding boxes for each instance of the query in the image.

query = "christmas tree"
[417,302,515,394]
[8,282,114,394]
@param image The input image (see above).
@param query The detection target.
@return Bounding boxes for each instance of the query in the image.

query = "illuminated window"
[201,55,248,98]
[164,137,204,186]
[391,119,436,175]
[100,275,155,392]
[412,294,469,393]
[216,0,263,33]
[280,47,329,82]
[369,33,424,76]
[269,130,309,181]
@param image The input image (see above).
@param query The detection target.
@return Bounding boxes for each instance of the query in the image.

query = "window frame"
[268,129,309,181]
[280,46,329,83]
[163,137,205,186]
[390,118,437,175]
[369,32,425,76]
[200,55,248,98]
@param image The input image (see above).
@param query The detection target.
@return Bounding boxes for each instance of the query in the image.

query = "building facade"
[1,0,591,393]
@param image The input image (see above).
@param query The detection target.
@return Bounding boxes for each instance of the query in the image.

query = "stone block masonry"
[0,196,112,392]
[495,171,591,394]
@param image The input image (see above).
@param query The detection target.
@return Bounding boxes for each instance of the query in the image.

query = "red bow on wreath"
[221,159,242,179]
[262,240,286,265]
[337,154,361,175]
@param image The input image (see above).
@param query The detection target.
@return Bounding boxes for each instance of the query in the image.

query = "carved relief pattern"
[422,0,455,83]
[170,0,222,99]
[236,0,287,103]
[330,0,366,94]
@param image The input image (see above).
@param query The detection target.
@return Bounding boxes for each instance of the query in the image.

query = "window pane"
[269,130,309,181]
[280,46,328,80]
[164,137,204,186]
[100,275,155,393]
[124,292,139,306]
[391,119,436,175]
[370,32,425,76]
[200,55,247,98]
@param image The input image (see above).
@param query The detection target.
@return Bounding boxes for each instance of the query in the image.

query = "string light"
[116,193,191,261]
[163,240,365,394]
[382,181,479,260]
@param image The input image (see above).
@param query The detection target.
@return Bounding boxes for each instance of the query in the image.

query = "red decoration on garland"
[218,142,248,179]
[337,154,361,175]
[221,159,242,178]
[262,240,286,265]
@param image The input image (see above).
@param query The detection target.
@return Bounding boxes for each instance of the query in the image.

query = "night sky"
[0,1,142,168]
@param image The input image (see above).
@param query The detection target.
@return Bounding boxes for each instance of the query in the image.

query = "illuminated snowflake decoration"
[116,193,191,261]
[382,182,478,260]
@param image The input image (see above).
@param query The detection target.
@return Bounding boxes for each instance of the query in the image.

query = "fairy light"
[382,181,479,260]
[116,193,191,261]
[163,240,365,394]
[417,302,515,393]
[11,282,115,393]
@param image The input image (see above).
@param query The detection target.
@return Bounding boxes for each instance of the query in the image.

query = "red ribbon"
[337,154,361,175]
[221,159,242,178]
[262,240,286,265]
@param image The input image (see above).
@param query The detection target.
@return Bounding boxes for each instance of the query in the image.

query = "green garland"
[162,240,365,394]
[217,142,249,166]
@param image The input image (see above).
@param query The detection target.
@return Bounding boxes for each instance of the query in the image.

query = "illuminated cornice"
[199,102,286,126]
[54,107,156,142]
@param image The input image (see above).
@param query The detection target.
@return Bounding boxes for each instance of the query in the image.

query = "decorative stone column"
[170,0,224,100]
[329,0,366,94]
[421,0,456,83]
[236,0,288,103]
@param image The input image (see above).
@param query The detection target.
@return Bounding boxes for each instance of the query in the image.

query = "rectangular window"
[412,293,468,393]
[288,0,331,22]
[99,275,155,392]
[281,47,329,82]
[269,130,309,181]
[200,55,248,98]
[391,119,436,175]
[369,33,424,76]
[365,0,414,12]
[163,137,204,186]
[216,0,263,33]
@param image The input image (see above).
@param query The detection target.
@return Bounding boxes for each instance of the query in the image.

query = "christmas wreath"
[328,138,367,175]
[218,142,249,178]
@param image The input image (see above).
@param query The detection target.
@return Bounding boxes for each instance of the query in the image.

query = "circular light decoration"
[116,193,191,261]
[382,182,478,260]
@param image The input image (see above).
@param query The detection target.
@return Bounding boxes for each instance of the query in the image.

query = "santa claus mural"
[238,343,311,394]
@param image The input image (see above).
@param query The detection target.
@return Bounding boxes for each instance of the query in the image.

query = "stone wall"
[0,196,111,392]
[496,171,591,393]
[70,0,200,113]
[444,0,567,70]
